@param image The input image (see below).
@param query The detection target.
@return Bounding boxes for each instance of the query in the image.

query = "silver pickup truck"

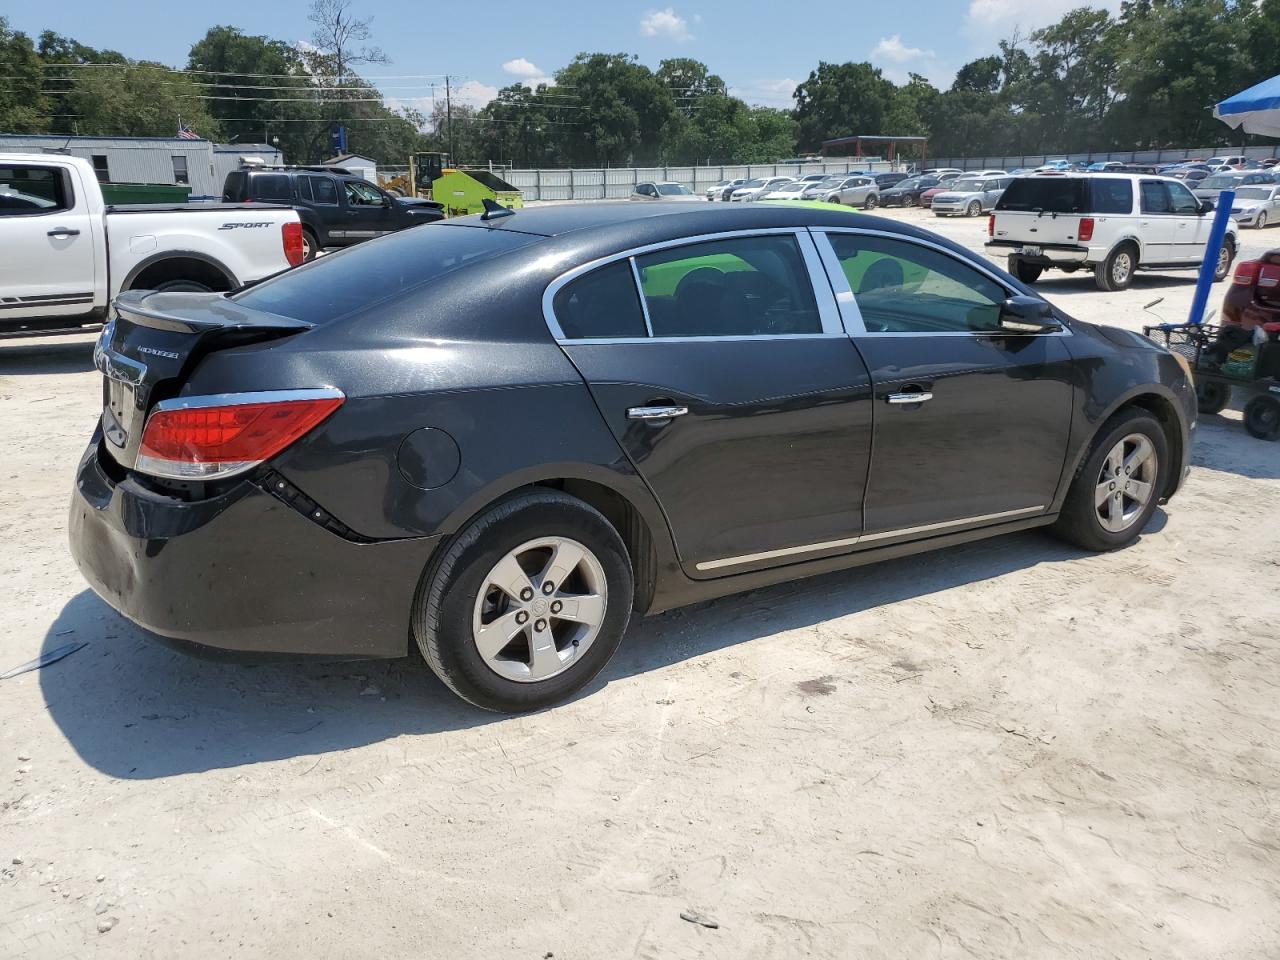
[1,154,303,333]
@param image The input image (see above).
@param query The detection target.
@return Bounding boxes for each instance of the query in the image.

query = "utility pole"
[445,76,454,163]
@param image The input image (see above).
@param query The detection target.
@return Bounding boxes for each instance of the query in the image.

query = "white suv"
[986,173,1238,291]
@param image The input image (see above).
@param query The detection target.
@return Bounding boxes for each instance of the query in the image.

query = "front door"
[1138,179,1176,261]
[342,180,393,242]
[0,162,97,320]
[549,231,875,576]
[816,229,1074,539]
[1165,178,1209,263]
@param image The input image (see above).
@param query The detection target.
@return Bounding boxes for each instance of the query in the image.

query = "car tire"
[1213,238,1235,282]
[1258,211,1269,229]
[863,194,879,210]
[1009,256,1044,284]
[1243,394,1280,441]
[153,279,213,293]
[1095,243,1137,291]
[904,195,916,207]
[1050,407,1168,552]
[301,228,319,262]
[1195,380,1231,415]
[412,490,634,712]
[967,200,981,217]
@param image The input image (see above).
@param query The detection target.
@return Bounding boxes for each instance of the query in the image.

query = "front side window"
[827,233,1005,334]
[345,181,384,205]
[635,234,822,338]
[0,165,70,215]
[553,261,648,339]
[1167,180,1200,214]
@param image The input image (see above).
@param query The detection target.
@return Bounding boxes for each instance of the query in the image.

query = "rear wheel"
[301,228,319,262]
[904,195,916,208]
[1095,243,1137,291]
[1009,256,1044,284]
[967,200,982,217]
[1196,380,1231,415]
[1243,394,1280,440]
[1051,408,1167,551]
[153,279,212,293]
[413,490,634,712]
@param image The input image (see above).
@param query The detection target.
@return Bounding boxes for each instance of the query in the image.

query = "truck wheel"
[1243,394,1280,441]
[1095,243,1136,291]
[1196,381,1230,415]
[301,228,319,262]
[1213,238,1235,282]
[412,490,634,712]
[1009,256,1044,284]
[1051,407,1167,551]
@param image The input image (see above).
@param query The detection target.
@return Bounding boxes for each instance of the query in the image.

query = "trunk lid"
[992,177,1092,249]
[95,290,311,470]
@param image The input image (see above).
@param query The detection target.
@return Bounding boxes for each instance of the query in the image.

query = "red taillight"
[1077,217,1095,243]
[136,390,343,479]
[1234,260,1261,285]
[282,221,305,267]
[1258,264,1280,289]
[987,214,995,237]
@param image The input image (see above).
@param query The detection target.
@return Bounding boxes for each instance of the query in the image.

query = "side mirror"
[1199,199,1215,214]
[998,296,1060,334]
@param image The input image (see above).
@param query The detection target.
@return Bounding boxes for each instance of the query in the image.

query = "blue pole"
[1187,188,1235,326]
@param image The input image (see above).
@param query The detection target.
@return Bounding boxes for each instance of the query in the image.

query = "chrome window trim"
[542,227,842,343]
[809,226,1072,338]
[695,505,1047,572]
[152,387,345,413]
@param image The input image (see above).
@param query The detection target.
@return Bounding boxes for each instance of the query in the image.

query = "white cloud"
[728,78,799,109]
[872,35,934,63]
[967,0,1121,30]
[640,7,694,42]
[502,58,543,78]
[454,79,500,108]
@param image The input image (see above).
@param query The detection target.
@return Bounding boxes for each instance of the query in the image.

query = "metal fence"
[930,144,1278,171]
[495,160,895,201]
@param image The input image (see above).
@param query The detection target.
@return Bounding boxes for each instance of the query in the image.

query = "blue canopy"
[1214,74,1280,138]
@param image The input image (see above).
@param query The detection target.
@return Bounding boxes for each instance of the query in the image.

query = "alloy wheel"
[1094,433,1158,533]
[967,201,981,217]
[1216,244,1231,277]
[1259,212,1269,229]
[1112,250,1133,286]
[471,536,608,683]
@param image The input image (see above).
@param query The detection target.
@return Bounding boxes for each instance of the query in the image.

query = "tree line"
[1,0,1278,169]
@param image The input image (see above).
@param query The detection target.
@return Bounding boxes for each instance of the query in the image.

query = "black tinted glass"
[1089,179,1132,214]
[253,174,292,201]
[997,178,1086,213]
[234,225,538,325]
[309,176,337,204]
[636,235,821,338]
[554,261,648,339]
[0,165,68,214]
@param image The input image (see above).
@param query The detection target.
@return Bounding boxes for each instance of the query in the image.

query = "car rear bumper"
[985,240,1092,265]
[68,432,440,660]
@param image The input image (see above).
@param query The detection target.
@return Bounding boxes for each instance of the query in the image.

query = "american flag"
[176,118,201,140]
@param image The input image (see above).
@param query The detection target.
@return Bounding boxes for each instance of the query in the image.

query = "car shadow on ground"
[39,526,1118,780]
[0,338,96,376]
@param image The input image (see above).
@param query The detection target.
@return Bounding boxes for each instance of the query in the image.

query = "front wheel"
[1051,408,1168,551]
[863,193,878,210]
[1257,211,1269,229]
[1213,239,1235,282]
[413,490,634,712]
[967,200,981,217]
[1243,394,1280,441]
[904,195,916,207]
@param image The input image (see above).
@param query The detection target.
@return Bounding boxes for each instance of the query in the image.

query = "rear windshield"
[997,178,1087,213]
[233,224,540,325]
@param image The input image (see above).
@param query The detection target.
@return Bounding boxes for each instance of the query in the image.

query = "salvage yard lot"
[2,205,1278,959]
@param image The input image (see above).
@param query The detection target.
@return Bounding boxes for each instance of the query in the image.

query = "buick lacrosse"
[71,202,1195,711]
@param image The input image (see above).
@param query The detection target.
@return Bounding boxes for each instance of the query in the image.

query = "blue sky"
[8,0,1121,110]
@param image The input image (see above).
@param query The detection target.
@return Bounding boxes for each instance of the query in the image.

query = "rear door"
[0,161,97,320]
[814,228,1074,538]
[303,175,342,242]
[549,229,875,576]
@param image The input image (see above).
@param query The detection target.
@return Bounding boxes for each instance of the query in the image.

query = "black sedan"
[72,202,1196,712]
[879,175,941,207]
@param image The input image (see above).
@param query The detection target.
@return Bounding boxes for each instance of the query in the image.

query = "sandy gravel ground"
[1,207,1278,960]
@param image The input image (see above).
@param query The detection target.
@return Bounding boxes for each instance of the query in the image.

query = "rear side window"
[635,235,821,338]
[0,165,70,215]
[234,225,539,326]
[997,178,1086,213]
[553,261,648,339]
[1140,181,1171,213]
[252,174,292,201]
[1089,179,1132,214]
[308,176,337,204]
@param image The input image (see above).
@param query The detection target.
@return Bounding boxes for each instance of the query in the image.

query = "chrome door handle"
[627,405,688,420]
[886,391,933,405]
[47,227,80,237]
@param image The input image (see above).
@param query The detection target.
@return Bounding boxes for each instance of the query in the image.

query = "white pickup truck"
[1,154,303,333]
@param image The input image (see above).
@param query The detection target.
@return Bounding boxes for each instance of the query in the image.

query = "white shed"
[324,153,378,184]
